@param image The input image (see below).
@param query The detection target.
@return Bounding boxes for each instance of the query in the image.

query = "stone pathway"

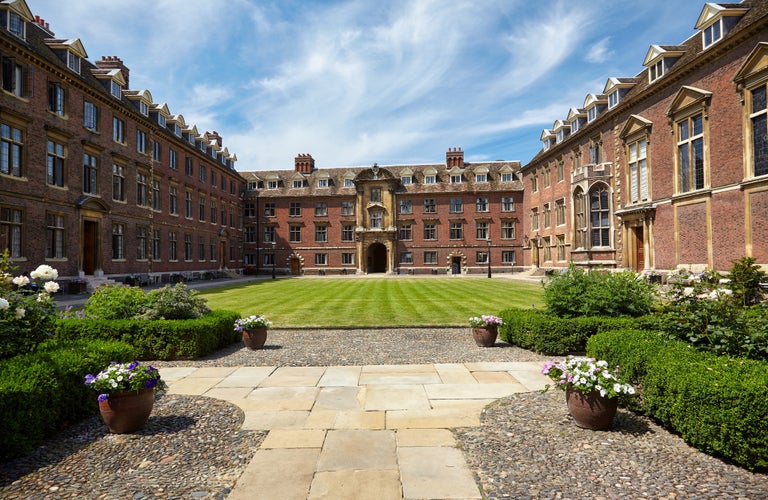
[161,361,549,499]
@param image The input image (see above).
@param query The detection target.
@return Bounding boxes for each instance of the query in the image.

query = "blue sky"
[28,0,706,170]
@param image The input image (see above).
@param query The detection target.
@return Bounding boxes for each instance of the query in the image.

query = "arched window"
[590,185,610,247]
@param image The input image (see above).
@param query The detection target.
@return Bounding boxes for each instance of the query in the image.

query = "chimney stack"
[446,147,464,168]
[95,56,130,88]
[295,153,315,173]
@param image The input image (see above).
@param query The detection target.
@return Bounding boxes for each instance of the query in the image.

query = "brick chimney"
[95,56,130,88]
[446,147,464,168]
[295,153,315,173]
[208,131,223,148]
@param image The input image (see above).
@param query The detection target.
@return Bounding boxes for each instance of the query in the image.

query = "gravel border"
[2,328,766,499]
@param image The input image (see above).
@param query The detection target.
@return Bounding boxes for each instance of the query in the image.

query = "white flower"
[683,287,695,296]
[30,265,58,281]
[12,275,30,286]
[15,307,25,319]
[44,281,60,293]
[0,297,9,310]
[719,278,731,284]
[613,383,623,394]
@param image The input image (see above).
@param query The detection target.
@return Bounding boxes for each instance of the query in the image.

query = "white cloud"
[585,37,614,64]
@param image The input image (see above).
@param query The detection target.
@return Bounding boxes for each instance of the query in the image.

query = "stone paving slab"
[317,430,398,471]
[172,361,550,499]
[398,446,482,499]
[228,448,320,500]
[308,470,402,500]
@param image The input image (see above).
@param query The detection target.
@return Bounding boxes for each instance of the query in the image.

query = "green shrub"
[587,329,768,471]
[82,284,150,320]
[0,339,135,460]
[142,283,210,320]
[55,310,240,360]
[498,307,637,355]
[543,264,656,318]
[728,256,767,307]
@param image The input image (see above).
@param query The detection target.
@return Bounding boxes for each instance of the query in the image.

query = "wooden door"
[635,227,645,272]
[82,220,97,275]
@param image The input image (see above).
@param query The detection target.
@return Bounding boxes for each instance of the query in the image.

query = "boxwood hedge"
[54,310,241,360]
[587,329,768,471]
[0,339,135,460]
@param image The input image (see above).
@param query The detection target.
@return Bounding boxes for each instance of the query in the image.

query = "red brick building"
[240,149,524,275]
[522,0,768,273]
[0,0,244,287]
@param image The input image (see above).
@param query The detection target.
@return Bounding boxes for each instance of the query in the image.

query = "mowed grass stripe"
[199,278,543,328]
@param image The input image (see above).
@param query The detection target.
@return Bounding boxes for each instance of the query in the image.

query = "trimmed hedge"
[587,329,768,471]
[54,310,241,360]
[0,339,135,460]
[498,307,638,355]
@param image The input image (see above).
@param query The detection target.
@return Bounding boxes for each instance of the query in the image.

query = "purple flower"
[128,362,138,370]
[84,374,96,385]
[145,378,157,388]
[97,394,108,402]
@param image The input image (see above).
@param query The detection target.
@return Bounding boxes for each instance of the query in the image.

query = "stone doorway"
[367,243,387,273]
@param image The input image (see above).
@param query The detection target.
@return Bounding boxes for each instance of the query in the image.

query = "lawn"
[199,277,544,327]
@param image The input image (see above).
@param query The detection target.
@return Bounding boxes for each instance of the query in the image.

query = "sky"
[27,0,707,171]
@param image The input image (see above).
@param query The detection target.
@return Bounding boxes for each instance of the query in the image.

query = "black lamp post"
[487,237,492,278]
[271,241,276,279]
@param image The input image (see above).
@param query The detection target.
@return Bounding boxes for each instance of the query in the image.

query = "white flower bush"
[542,356,636,399]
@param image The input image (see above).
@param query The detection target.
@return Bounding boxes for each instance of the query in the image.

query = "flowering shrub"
[542,356,636,399]
[84,361,167,402]
[0,252,60,359]
[469,314,503,328]
[234,314,272,331]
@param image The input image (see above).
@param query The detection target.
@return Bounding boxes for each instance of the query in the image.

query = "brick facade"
[522,0,768,272]
[0,0,244,285]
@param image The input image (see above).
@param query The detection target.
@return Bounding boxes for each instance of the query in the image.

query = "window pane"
[753,113,768,176]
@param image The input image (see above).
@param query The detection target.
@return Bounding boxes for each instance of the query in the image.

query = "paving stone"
[429,399,495,411]
[424,382,527,400]
[244,386,319,411]
[167,377,221,396]
[240,410,310,430]
[386,408,481,429]
[464,361,525,372]
[157,367,198,381]
[202,387,253,401]
[304,409,338,429]
[217,366,277,387]
[318,366,362,386]
[260,429,327,449]
[471,371,516,383]
[333,410,386,430]
[258,366,326,387]
[364,385,431,411]
[507,362,551,391]
[185,366,237,378]
[362,364,436,373]
[359,372,442,385]
[434,363,478,384]
[398,446,481,499]
[309,470,402,500]
[228,448,319,500]
[317,430,398,471]
[396,429,456,447]
[315,386,364,410]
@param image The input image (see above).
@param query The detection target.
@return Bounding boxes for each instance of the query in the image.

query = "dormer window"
[571,120,580,133]
[187,133,195,145]
[344,178,354,187]
[475,173,487,183]
[139,101,148,116]
[703,20,722,48]
[587,107,597,122]
[608,90,619,109]
[450,174,462,184]
[267,180,278,190]
[649,60,664,83]
[7,12,24,39]
[157,114,166,127]
[67,52,80,73]
[293,179,304,188]
[110,80,121,99]
[425,175,436,184]
[171,123,181,136]
[317,178,328,188]
[401,175,412,184]
[501,173,513,182]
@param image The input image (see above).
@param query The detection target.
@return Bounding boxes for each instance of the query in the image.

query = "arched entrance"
[367,243,387,273]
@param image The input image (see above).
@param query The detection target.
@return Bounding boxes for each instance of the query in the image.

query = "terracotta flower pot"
[565,388,618,430]
[242,328,268,350]
[472,325,498,347]
[98,388,155,434]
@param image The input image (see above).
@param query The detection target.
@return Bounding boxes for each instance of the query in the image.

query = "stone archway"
[367,243,387,273]
[446,251,467,275]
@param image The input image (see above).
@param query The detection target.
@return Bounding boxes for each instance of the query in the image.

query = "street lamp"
[271,241,276,279]
[487,237,492,279]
